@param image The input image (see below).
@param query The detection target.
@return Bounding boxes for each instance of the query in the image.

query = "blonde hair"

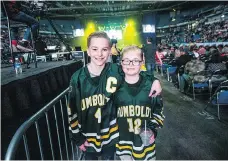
[121,45,143,60]
[87,31,111,48]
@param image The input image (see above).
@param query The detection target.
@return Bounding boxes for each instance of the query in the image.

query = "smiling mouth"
[95,57,104,60]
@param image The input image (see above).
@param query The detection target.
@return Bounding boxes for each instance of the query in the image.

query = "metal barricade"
[4,87,82,160]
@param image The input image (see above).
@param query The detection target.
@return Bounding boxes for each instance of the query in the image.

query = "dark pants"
[180,74,190,92]
[145,63,155,74]
[112,55,118,63]
[84,145,115,160]
[11,11,39,41]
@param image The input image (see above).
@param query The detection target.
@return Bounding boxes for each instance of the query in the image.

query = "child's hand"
[79,141,89,151]
[149,80,162,97]
[149,134,155,144]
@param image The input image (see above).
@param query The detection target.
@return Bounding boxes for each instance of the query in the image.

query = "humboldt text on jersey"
[81,94,111,110]
[117,105,152,118]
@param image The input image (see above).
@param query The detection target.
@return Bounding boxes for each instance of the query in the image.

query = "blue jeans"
[11,11,39,41]
[180,74,190,92]
[145,63,155,74]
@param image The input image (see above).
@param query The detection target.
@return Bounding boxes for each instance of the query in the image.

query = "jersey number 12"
[127,118,141,134]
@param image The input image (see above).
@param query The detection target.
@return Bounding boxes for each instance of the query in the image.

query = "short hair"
[87,31,111,48]
[210,52,221,63]
[121,45,143,60]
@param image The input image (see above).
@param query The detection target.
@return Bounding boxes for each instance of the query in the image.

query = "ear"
[142,53,145,64]
[87,49,90,56]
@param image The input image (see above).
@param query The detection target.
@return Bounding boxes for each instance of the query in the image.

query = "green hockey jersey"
[114,75,165,160]
[68,63,123,153]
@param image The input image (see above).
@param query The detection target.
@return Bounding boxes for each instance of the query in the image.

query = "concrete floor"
[155,73,228,160]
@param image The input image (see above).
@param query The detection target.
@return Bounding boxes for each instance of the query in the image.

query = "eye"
[123,59,130,63]
[103,48,108,52]
[133,59,141,63]
[92,48,97,51]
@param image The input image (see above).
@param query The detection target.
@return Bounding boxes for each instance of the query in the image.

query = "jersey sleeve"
[150,95,165,128]
[68,76,86,146]
[112,63,124,87]
[144,95,165,137]
[140,71,157,82]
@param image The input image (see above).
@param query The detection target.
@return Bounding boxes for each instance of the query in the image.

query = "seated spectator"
[179,59,206,92]
[175,48,193,73]
[198,45,206,55]
[174,48,181,58]
[193,46,200,58]
[4,0,39,52]
[155,47,164,65]
[166,46,175,59]
[207,51,227,83]
[210,45,217,53]
[207,51,227,73]
[222,45,228,56]
[217,44,224,54]
[205,45,210,56]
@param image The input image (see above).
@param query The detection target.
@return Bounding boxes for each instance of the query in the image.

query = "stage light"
[173,8,176,12]
[122,18,141,46]
[172,18,176,21]
[221,14,225,18]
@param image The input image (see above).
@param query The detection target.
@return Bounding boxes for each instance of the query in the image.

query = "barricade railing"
[4,87,81,160]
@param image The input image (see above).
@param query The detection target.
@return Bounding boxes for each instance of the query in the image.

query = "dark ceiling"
[42,1,205,18]
[21,1,224,19]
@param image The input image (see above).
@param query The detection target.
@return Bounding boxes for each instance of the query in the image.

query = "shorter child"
[114,45,165,160]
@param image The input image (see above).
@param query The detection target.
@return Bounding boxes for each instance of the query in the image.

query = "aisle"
[155,73,228,160]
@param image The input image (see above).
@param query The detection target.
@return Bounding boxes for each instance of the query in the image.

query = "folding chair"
[205,80,228,120]
[208,69,228,97]
[187,70,211,100]
[167,66,177,82]
[155,63,170,76]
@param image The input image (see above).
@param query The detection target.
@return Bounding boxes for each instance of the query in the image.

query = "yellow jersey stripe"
[87,125,118,146]
[116,144,155,158]
[101,125,118,139]
[154,117,163,125]
[71,120,78,128]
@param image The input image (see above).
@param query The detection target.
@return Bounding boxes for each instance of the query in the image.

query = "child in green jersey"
[68,32,162,160]
[115,45,165,160]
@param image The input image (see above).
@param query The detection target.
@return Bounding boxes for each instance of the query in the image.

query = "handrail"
[5,87,70,160]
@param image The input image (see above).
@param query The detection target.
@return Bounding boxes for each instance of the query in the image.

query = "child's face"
[87,37,111,66]
[121,50,143,76]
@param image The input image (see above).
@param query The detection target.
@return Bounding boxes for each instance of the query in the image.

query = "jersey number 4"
[95,108,101,123]
[127,118,141,134]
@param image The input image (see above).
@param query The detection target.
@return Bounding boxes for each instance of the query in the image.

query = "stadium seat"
[205,80,228,120]
[166,66,177,82]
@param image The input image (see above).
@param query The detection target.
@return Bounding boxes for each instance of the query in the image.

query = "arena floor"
[154,73,228,160]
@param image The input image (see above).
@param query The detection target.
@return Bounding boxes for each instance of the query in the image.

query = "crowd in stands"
[193,20,228,43]
[36,35,61,47]
[159,20,228,44]
[154,43,228,94]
